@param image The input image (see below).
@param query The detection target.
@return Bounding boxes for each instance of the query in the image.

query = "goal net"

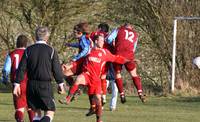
[171,17,200,93]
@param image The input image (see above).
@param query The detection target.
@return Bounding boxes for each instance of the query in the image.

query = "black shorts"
[27,80,55,111]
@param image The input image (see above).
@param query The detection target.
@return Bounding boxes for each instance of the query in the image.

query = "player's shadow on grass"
[175,96,200,102]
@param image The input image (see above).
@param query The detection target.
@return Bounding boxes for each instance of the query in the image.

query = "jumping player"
[90,22,112,105]
[2,35,34,122]
[61,34,128,122]
[63,22,91,85]
[107,23,146,103]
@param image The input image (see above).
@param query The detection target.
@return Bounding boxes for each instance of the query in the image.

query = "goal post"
[171,16,200,93]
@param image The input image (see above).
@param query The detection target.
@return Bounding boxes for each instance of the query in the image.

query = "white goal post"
[171,16,200,92]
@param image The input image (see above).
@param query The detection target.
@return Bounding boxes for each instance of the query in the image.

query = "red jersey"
[82,48,126,78]
[115,26,138,59]
[9,48,27,82]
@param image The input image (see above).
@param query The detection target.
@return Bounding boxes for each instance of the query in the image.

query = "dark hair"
[73,22,89,34]
[98,23,109,32]
[16,35,28,48]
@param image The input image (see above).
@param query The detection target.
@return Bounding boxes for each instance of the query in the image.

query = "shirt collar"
[36,40,47,44]
[16,47,26,49]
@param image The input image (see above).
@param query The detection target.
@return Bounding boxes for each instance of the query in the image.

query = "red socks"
[96,99,102,122]
[69,84,79,95]
[115,78,124,94]
[15,110,24,122]
[27,109,34,122]
[132,76,142,94]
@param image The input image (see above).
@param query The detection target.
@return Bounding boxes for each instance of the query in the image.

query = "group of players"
[1,22,146,122]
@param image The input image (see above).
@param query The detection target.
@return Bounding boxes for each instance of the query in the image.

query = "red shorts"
[82,72,101,95]
[113,60,136,72]
[13,79,27,109]
[71,58,85,75]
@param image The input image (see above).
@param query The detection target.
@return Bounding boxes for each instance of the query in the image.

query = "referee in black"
[13,27,65,122]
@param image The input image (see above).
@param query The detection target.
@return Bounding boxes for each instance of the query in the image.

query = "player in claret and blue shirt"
[107,23,146,103]
[2,35,34,122]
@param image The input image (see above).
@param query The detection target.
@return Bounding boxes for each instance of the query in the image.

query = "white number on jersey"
[14,54,19,69]
[125,30,134,42]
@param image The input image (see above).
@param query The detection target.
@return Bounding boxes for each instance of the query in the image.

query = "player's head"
[98,22,109,33]
[124,23,133,30]
[35,26,50,42]
[16,34,28,48]
[94,34,104,48]
[73,22,89,39]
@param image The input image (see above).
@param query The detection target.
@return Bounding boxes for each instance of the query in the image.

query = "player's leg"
[14,108,25,122]
[101,74,107,105]
[27,108,34,122]
[109,79,118,111]
[95,94,103,122]
[62,63,75,86]
[125,61,146,102]
[14,81,34,122]
[65,74,87,104]
[113,63,126,103]
[40,110,54,122]
[32,110,42,122]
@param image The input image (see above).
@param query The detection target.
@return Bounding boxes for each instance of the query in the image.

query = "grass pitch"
[0,93,200,122]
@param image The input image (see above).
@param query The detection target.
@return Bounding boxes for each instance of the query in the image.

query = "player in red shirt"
[61,34,128,122]
[62,22,92,101]
[107,23,146,103]
[90,23,111,105]
[2,35,34,122]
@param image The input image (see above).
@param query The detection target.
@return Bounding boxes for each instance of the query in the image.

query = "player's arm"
[104,49,128,64]
[106,29,118,45]
[15,51,27,84]
[1,54,11,83]
[72,35,90,61]
[13,51,27,97]
[51,49,65,94]
[66,42,80,48]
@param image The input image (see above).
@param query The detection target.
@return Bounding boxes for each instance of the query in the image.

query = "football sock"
[40,116,50,122]
[132,76,143,94]
[96,99,102,122]
[69,84,79,95]
[15,110,24,122]
[115,78,124,94]
[27,109,34,122]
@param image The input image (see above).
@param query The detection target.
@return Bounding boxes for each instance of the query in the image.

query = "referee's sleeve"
[15,51,27,84]
[52,50,64,84]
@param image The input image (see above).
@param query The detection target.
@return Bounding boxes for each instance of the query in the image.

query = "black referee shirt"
[15,41,64,84]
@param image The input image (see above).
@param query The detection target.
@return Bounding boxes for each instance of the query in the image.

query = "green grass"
[0,93,200,122]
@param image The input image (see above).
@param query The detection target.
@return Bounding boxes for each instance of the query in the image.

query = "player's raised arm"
[106,28,118,45]
[72,35,90,61]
